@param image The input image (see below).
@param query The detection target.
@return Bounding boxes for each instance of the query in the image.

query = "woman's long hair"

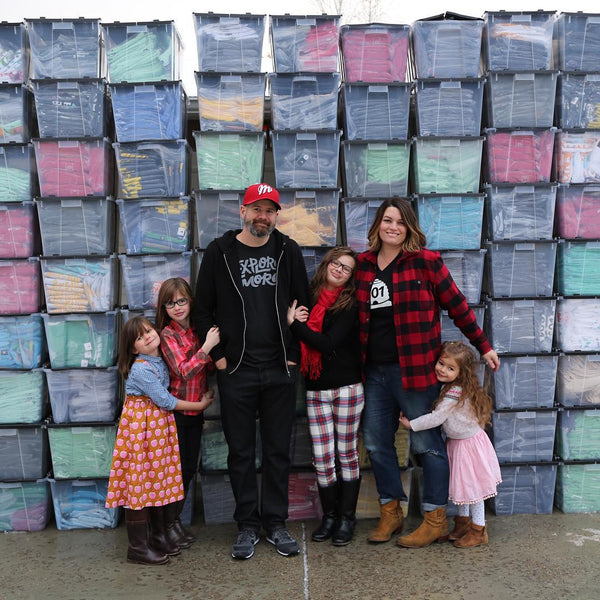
[309,246,357,313]
[155,277,194,331]
[118,316,156,380]
[435,341,493,428]
[367,197,427,253]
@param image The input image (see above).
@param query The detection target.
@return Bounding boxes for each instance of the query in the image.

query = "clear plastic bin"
[271,130,340,189]
[0,23,27,83]
[0,313,46,369]
[36,198,115,257]
[276,189,339,247]
[485,241,557,298]
[42,311,118,369]
[484,11,555,71]
[556,13,600,72]
[415,78,484,136]
[201,419,261,472]
[486,297,556,353]
[556,408,600,460]
[109,81,186,142]
[556,463,600,513]
[484,183,557,241]
[269,73,339,131]
[486,71,557,128]
[290,416,312,468]
[0,257,41,315]
[201,473,237,524]
[45,367,119,424]
[33,138,111,198]
[484,128,555,184]
[194,190,242,249]
[357,469,412,519]
[416,194,484,250]
[193,13,265,73]
[26,18,101,79]
[47,423,116,479]
[556,73,600,130]
[41,256,117,314]
[50,478,119,530]
[340,23,410,83]
[342,140,410,197]
[341,83,411,140]
[196,72,265,132]
[491,463,557,515]
[31,79,106,138]
[119,252,191,310]
[0,201,38,259]
[492,409,557,462]
[440,306,485,353]
[412,16,484,78]
[301,247,330,280]
[117,197,189,254]
[439,249,486,305]
[103,21,182,83]
[0,369,46,425]
[412,137,483,194]
[0,84,31,142]
[0,425,48,480]
[556,297,600,352]
[270,15,340,73]
[490,354,558,409]
[288,472,321,521]
[556,353,600,406]
[341,198,383,253]
[0,480,51,532]
[0,143,34,201]
[557,240,600,296]
[555,130,600,184]
[194,131,265,190]
[113,140,189,199]
[556,184,600,239]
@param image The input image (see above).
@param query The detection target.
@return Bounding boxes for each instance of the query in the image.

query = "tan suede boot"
[448,516,472,541]
[367,499,404,543]
[395,507,449,548]
[453,523,488,548]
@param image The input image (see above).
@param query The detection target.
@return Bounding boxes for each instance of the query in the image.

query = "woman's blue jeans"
[362,363,449,512]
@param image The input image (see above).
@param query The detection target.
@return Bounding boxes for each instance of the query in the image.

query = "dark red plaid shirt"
[355,249,492,390]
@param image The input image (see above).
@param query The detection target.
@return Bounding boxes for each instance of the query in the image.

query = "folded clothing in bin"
[0,258,41,314]
[0,314,46,369]
[556,184,600,239]
[0,201,37,258]
[0,480,51,532]
[555,130,600,184]
[556,353,600,406]
[0,369,46,424]
[555,297,600,353]
[0,143,33,201]
[0,23,27,83]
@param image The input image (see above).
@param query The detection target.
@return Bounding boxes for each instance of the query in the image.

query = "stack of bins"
[24,17,119,530]
[190,13,272,524]
[554,12,600,514]
[481,10,559,515]
[269,14,344,520]
[338,22,413,518]
[0,22,51,532]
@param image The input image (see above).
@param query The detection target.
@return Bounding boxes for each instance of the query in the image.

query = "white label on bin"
[516,412,536,419]
[73,427,93,434]
[515,243,535,251]
[440,81,461,89]
[586,75,600,82]
[585,410,600,417]
[84,342,92,351]
[517,356,538,364]
[222,76,242,83]
[514,74,535,82]
[57,81,79,90]
[298,133,316,141]
[587,242,600,249]
[368,85,388,93]
[58,141,80,148]
[0,429,17,436]
[61,200,82,208]
[515,300,534,308]
[367,144,387,150]
[441,198,462,205]
[440,139,460,147]
[81,359,89,367]
[298,19,317,26]
[53,22,75,30]
[127,26,148,34]
[73,480,95,487]
[296,191,316,199]
[587,355,600,362]
[177,226,186,238]
[511,15,532,23]
[84,352,92,359]
[135,86,154,93]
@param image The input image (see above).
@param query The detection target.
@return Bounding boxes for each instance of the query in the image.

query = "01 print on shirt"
[239,256,277,288]
[371,278,392,309]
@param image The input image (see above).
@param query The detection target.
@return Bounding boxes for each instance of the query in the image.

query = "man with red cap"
[194,183,309,559]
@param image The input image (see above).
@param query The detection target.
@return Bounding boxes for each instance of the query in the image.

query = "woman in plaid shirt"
[355,198,500,548]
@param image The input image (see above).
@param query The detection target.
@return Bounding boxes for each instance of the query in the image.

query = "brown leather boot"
[453,523,488,548]
[448,516,472,541]
[367,499,404,543]
[164,501,192,549]
[395,507,449,548]
[149,506,181,556]
[125,508,169,565]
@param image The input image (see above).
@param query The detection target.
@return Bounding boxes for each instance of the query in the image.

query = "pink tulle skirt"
[447,428,502,505]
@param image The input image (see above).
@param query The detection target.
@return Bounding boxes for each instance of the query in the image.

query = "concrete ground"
[1,509,599,600]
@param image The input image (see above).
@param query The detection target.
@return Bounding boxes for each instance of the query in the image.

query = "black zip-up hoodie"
[193,228,310,374]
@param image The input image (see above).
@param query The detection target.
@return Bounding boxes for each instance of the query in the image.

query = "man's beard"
[246,219,275,237]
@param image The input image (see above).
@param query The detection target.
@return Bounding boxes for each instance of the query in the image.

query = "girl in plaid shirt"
[156,277,220,547]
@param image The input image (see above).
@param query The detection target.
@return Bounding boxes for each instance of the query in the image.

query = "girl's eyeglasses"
[164,298,189,309]
[330,258,353,275]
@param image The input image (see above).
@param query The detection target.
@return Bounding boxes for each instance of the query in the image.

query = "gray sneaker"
[231,529,260,559]
[266,528,299,556]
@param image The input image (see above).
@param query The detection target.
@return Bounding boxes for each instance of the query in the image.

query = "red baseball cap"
[242,183,281,210]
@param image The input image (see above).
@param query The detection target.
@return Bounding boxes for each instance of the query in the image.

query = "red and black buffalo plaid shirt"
[355,248,492,390]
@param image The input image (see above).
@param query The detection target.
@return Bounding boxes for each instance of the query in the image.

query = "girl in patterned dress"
[105,316,214,565]
[399,341,502,548]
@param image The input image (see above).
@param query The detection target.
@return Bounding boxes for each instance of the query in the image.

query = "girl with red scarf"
[287,247,364,546]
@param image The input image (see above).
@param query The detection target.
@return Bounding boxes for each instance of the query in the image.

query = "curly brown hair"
[118,316,157,380]
[155,277,194,331]
[309,246,357,313]
[435,341,493,428]
[367,198,427,253]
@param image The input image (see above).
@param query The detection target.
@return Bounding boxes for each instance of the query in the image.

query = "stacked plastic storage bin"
[553,12,600,514]
[480,11,559,515]
[0,22,52,533]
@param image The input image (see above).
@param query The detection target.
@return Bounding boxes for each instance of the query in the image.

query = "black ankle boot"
[312,483,338,542]
[332,478,361,546]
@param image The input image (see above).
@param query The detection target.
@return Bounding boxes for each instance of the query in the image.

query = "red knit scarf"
[300,286,342,379]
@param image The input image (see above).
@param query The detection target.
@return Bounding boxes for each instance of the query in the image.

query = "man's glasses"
[330,258,353,275]
[164,298,189,309]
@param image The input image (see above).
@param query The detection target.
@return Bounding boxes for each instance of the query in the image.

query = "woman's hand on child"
[288,300,310,325]
[203,326,220,353]
[398,412,412,430]
[199,389,215,410]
